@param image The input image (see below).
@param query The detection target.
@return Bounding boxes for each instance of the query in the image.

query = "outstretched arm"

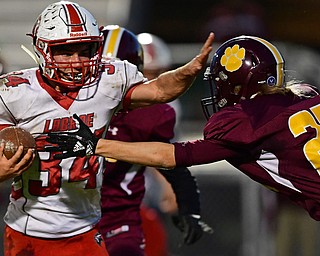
[44,114,177,167]
[97,139,176,168]
[128,33,215,108]
[44,114,242,167]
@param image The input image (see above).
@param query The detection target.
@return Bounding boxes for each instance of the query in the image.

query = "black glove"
[172,214,213,245]
[45,114,99,159]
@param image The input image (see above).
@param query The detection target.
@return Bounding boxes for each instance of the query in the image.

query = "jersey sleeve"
[0,71,35,125]
[120,60,147,109]
[99,60,146,110]
[203,105,256,145]
[174,139,245,167]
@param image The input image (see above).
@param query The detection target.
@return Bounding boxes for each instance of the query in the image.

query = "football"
[0,127,36,159]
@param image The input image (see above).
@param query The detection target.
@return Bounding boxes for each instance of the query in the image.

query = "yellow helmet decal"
[220,44,246,72]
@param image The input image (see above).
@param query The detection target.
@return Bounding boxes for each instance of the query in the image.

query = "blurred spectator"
[0,61,3,74]
[0,55,7,75]
[275,195,319,256]
[202,1,267,42]
[259,177,320,256]
[277,42,320,87]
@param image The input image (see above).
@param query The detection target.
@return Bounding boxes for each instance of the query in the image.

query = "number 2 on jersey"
[289,104,320,174]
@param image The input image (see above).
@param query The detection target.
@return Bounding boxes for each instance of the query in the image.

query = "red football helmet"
[30,1,103,89]
[101,25,144,72]
[201,35,285,119]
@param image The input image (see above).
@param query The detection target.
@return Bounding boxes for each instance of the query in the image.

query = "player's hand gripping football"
[172,214,214,245]
[45,114,99,159]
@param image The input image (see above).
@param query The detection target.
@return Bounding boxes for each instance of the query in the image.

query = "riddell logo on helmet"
[70,32,88,37]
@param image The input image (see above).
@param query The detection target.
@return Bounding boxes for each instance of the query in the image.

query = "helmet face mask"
[201,35,285,120]
[30,1,103,90]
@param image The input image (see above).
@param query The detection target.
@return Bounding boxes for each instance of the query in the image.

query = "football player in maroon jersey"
[98,25,208,256]
[47,35,320,223]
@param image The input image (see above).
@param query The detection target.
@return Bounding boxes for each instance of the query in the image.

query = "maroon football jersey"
[99,104,175,234]
[174,93,320,220]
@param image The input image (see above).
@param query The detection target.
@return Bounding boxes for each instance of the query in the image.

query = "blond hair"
[254,80,318,98]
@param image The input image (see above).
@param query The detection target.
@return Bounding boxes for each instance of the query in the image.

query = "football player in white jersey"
[0,1,214,255]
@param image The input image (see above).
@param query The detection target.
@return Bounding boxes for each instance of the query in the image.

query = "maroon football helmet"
[101,25,144,72]
[201,35,285,119]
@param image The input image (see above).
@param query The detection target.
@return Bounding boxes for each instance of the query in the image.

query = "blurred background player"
[138,30,214,252]
[99,25,208,256]
[136,31,184,213]
[136,32,173,79]
[137,31,194,253]
[137,32,182,131]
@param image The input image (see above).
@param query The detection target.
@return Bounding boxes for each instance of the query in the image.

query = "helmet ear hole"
[233,85,242,95]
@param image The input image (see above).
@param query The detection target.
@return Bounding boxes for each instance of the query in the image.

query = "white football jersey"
[0,60,145,238]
